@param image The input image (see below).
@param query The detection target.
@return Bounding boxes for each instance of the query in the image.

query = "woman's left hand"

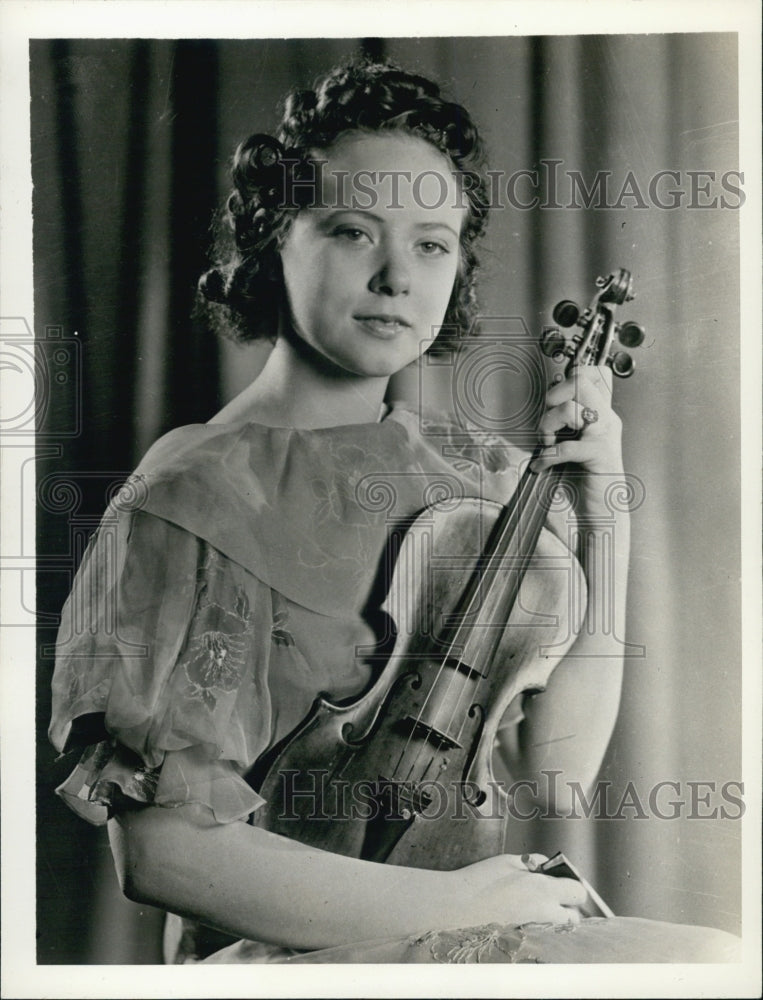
[530,365,625,515]
[531,365,623,473]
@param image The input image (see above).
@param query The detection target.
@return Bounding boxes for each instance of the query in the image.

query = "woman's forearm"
[108,802,586,951]
[110,805,445,950]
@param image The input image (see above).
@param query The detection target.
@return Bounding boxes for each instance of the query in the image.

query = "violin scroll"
[542,268,645,378]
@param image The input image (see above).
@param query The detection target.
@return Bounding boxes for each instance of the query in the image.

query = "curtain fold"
[33,34,742,962]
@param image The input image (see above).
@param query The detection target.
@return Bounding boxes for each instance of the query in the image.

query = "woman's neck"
[211,334,390,430]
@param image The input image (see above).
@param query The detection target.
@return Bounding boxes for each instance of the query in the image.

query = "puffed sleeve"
[49,504,276,825]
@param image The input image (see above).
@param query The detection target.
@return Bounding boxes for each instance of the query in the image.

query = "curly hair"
[198,58,490,353]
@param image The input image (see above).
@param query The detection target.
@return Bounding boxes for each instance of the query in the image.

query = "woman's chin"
[336,355,418,380]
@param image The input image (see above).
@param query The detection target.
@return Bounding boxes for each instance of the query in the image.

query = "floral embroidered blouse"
[49,403,537,828]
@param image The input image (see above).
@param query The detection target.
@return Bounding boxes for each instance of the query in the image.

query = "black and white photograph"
[1,1,760,996]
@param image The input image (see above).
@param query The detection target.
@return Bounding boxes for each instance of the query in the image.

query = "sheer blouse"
[49,403,538,825]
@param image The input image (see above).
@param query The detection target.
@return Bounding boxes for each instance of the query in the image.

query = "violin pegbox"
[540,268,645,378]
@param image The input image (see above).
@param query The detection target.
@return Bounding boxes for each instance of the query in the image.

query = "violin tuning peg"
[618,321,645,348]
[608,350,635,378]
[540,326,567,359]
[552,299,580,328]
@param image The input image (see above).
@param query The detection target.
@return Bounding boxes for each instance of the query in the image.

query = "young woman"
[49,59,739,963]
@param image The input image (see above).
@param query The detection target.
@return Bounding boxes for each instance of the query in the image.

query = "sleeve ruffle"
[54,740,264,825]
[49,505,275,825]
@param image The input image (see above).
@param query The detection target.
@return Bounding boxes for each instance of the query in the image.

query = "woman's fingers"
[534,364,623,475]
[538,399,606,446]
[519,852,549,872]
[533,875,587,925]
[462,854,588,926]
[514,874,586,924]
[545,364,613,411]
[531,437,607,473]
[547,875,588,909]
[485,853,547,874]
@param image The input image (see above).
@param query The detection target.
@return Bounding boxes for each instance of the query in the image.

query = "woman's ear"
[274,213,296,253]
[267,254,283,283]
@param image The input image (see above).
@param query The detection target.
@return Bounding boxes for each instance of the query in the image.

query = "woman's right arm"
[109,804,586,951]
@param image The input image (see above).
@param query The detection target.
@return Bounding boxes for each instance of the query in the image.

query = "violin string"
[389,450,557,785]
[443,461,562,751]
[437,461,571,797]
[390,456,547,784]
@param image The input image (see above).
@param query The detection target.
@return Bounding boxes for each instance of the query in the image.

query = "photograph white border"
[1,2,760,997]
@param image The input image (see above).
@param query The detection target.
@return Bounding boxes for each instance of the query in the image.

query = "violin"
[253,268,644,873]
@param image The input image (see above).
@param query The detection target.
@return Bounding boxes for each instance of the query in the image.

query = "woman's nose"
[369,248,410,296]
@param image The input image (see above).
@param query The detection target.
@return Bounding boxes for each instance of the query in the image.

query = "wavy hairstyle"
[198,59,490,353]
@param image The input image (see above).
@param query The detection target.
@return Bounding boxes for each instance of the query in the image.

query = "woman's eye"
[334,227,370,243]
[418,241,449,256]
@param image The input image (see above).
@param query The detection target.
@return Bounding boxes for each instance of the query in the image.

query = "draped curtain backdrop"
[32,36,741,963]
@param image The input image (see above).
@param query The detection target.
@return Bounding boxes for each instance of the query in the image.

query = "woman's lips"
[354,315,412,338]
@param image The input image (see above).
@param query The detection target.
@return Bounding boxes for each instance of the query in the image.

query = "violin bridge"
[402,716,463,750]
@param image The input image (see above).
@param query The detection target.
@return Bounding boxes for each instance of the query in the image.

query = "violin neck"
[440,451,567,675]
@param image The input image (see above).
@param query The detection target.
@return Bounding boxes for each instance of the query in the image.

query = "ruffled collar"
[127,403,520,618]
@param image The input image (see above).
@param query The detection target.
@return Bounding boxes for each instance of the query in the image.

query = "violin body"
[254,497,586,868]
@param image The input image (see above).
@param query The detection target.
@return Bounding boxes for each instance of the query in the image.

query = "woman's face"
[279,132,465,378]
